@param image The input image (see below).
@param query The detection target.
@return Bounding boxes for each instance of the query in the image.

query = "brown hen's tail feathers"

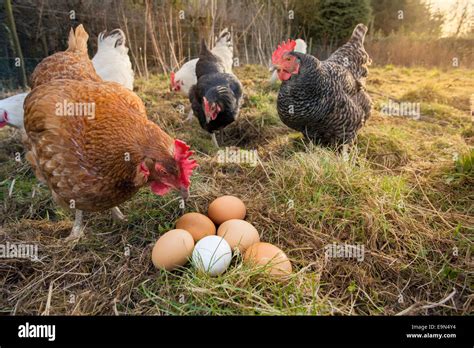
[67,24,89,54]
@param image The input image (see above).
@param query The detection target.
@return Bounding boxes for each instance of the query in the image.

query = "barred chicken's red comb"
[272,39,296,64]
[174,139,198,188]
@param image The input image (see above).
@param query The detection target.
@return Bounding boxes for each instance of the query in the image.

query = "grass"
[0,64,472,315]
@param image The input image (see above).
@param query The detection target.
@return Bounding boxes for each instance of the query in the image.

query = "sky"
[429,0,472,36]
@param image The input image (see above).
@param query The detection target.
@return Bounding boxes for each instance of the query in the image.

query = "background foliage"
[0,0,472,89]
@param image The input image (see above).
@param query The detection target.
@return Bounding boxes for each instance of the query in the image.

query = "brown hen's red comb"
[272,39,296,64]
[174,139,198,188]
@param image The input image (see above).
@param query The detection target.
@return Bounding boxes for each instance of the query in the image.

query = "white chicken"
[269,38,307,84]
[170,28,233,97]
[92,29,134,90]
[0,92,27,129]
[0,28,134,130]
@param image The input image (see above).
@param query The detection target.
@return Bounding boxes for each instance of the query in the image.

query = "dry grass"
[366,36,474,69]
[0,65,472,315]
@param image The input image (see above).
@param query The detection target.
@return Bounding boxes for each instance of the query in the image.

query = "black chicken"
[272,24,372,147]
[189,39,243,147]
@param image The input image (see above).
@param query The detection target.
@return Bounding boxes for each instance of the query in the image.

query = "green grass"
[0,65,472,315]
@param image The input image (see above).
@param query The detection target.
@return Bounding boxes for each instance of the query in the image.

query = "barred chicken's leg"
[341,144,350,161]
[65,210,84,242]
[111,206,127,222]
[211,133,219,148]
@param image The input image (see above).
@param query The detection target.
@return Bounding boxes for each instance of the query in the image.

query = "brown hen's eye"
[155,163,168,175]
[286,57,292,61]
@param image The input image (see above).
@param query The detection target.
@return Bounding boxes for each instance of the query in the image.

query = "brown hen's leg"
[65,210,84,242]
[111,206,127,222]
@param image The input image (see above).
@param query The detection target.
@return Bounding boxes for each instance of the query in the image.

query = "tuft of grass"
[454,149,474,175]
[402,85,448,104]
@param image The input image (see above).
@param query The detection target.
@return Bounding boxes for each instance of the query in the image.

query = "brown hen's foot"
[111,206,128,222]
[65,209,84,242]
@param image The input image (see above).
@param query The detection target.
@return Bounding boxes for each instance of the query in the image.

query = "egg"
[244,242,292,276]
[207,195,246,225]
[151,229,194,271]
[217,219,260,253]
[192,235,232,276]
[176,212,216,242]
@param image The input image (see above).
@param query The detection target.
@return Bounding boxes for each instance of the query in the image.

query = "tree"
[371,0,407,35]
[371,0,444,37]
[450,0,471,37]
[4,0,27,88]
[294,0,372,47]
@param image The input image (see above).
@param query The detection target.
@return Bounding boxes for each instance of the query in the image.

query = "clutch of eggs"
[150,195,292,277]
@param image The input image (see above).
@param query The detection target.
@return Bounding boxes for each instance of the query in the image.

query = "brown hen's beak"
[180,187,189,201]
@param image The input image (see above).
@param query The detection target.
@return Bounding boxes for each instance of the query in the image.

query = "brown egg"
[217,219,260,253]
[208,195,246,225]
[176,212,216,242]
[244,242,292,276]
[151,229,194,271]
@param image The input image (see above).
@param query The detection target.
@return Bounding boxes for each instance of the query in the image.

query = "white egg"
[192,235,232,276]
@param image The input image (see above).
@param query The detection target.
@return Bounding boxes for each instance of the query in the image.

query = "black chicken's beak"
[180,187,189,201]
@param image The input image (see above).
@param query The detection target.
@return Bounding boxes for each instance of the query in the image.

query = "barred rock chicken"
[272,24,372,146]
[0,28,134,129]
[23,25,197,241]
[189,39,243,147]
[170,28,233,97]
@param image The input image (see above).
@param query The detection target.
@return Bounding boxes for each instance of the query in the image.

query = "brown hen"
[23,25,197,241]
